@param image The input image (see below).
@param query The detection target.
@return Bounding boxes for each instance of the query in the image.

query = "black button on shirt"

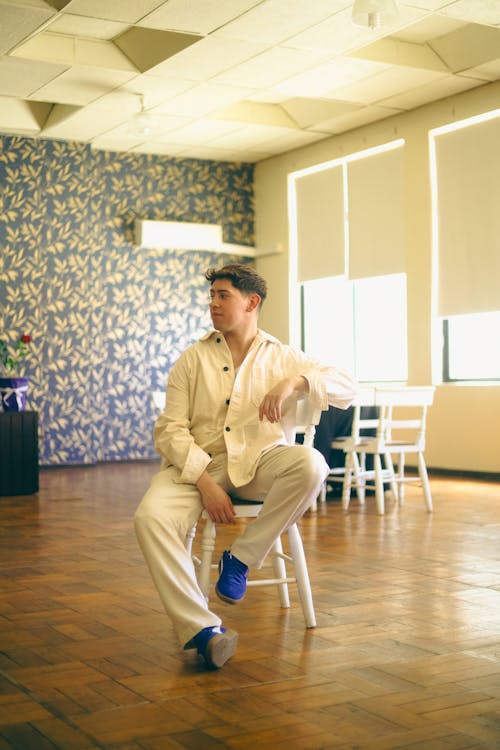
[225,426,230,432]
[223,366,229,371]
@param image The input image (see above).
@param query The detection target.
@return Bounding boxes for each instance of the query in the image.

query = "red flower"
[20,334,31,343]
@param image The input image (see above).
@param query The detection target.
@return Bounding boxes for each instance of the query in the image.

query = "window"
[302,273,407,382]
[443,311,500,381]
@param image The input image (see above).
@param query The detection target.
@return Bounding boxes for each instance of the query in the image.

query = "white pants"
[134,444,329,647]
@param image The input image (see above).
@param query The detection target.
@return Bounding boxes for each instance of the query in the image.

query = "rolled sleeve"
[153,354,213,484]
[297,357,358,412]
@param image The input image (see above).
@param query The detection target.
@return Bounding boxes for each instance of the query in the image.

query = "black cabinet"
[0,411,39,496]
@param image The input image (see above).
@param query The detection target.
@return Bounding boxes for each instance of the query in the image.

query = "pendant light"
[352,0,400,29]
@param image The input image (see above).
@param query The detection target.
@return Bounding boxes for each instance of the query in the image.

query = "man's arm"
[259,375,309,424]
[196,471,236,524]
[154,353,213,484]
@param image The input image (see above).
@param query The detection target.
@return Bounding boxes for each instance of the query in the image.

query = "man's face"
[209,279,253,333]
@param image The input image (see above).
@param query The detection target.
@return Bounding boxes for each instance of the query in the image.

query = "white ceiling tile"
[123,76,197,109]
[379,73,483,109]
[158,118,242,144]
[212,46,331,89]
[349,37,449,73]
[0,56,68,98]
[41,108,119,139]
[30,66,137,106]
[308,104,402,134]
[400,0,460,9]
[120,75,198,115]
[391,14,467,43]
[209,122,299,149]
[287,5,427,55]
[286,7,384,54]
[90,133,145,151]
[214,0,349,45]
[0,0,499,160]
[428,24,500,73]
[138,0,262,35]
[272,58,387,99]
[330,66,448,104]
[96,112,190,141]
[0,1,56,56]
[246,90,290,104]
[438,0,500,25]
[46,13,130,39]
[153,82,255,118]
[12,32,137,71]
[462,59,500,81]
[62,0,167,24]
[211,101,298,128]
[280,98,361,128]
[147,35,267,80]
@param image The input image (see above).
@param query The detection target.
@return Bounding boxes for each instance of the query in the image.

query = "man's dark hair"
[205,263,267,305]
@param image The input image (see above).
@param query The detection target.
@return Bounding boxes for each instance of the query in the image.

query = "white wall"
[255,80,500,474]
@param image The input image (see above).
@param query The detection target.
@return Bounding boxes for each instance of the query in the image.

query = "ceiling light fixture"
[351,0,400,30]
[130,94,159,137]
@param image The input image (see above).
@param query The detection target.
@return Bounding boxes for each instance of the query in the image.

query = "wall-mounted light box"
[134,220,281,257]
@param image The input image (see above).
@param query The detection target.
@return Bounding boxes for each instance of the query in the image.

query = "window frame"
[442,316,500,383]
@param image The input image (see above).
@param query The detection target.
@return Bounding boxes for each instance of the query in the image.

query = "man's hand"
[259,375,309,423]
[196,471,236,524]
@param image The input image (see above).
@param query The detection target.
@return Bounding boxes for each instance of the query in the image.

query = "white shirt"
[154,329,357,487]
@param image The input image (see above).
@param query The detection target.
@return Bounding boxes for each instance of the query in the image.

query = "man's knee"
[289,446,329,488]
[134,481,169,539]
[134,495,154,539]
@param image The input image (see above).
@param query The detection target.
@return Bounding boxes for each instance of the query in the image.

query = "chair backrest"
[344,387,378,445]
[374,386,435,449]
[355,386,377,407]
[285,396,323,448]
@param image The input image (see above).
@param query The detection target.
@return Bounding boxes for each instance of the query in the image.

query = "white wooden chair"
[320,387,377,507]
[342,386,436,515]
[186,397,323,629]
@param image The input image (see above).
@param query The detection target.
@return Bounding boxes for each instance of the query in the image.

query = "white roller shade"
[295,166,345,283]
[434,115,500,316]
[347,145,405,279]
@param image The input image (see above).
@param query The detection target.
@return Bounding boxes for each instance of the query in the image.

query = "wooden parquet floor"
[1,463,500,750]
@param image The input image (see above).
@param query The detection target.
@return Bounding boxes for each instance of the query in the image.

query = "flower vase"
[0,376,29,412]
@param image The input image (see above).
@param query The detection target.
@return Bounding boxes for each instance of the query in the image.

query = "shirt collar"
[200,328,280,344]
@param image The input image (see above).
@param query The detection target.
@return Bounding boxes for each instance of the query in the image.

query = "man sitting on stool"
[134,264,357,669]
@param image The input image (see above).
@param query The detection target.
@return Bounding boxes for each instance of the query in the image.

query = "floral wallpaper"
[0,136,254,465]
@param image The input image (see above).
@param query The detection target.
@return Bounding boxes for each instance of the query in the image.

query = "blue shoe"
[215,550,248,604]
[184,626,238,669]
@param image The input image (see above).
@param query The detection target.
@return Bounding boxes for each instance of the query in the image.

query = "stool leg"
[397,452,405,504]
[287,523,316,628]
[270,537,290,608]
[199,519,216,599]
[352,452,365,504]
[383,452,399,503]
[374,453,385,515]
[418,452,433,512]
[185,524,196,558]
[342,452,354,511]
